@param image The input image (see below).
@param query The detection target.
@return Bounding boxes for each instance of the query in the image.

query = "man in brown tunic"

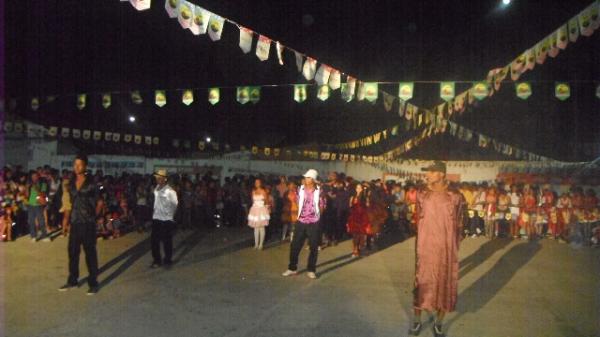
[410,161,465,337]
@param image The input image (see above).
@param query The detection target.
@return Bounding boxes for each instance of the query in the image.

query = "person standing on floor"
[247,178,271,250]
[410,161,465,337]
[150,169,178,268]
[58,154,100,295]
[282,169,326,280]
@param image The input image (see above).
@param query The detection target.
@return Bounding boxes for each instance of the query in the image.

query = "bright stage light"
[502,0,511,5]
[129,116,136,123]
[206,137,211,143]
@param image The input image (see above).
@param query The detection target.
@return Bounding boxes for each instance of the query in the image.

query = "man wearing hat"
[282,169,326,279]
[410,161,465,337]
[151,169,178,268]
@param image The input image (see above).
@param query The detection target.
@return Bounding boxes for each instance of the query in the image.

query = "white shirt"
[153,184,178,221]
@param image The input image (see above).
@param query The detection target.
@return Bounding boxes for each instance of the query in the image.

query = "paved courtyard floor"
[1,227,599,337]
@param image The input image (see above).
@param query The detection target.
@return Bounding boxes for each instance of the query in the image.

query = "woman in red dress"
[522,186,537,240]
[346,183,370,257]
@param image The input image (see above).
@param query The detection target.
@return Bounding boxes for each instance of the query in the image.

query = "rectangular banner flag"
[568,17,580,42]
[131,90,143,104]
[165,0,179,18]
[356,82,366,101]
[440,82,455,101]
[102,93,111,109]
[302,57,317,80]
[207,14,225,41]
[130,0,151,11]
[557,24,568,49]
[255,35,271,61]
[239,27,253,53]
[341,77,356,102]
[317,85,330,101]
[294,51,303,72]
[398,82,414,101]
[82,129,91,140]
[578,3,595,36]
[190,6,210,35]
[208,88,220,105]
[294,84,307,103]
[155,90,167,107]
[555,82,571,101]
[249,87,261,104]
[237,87,250,104]
[314,65,331,86]
[93,131,102,141]
[124,134,132,143]
[328,69,341,90]
[471,82,489,100]
[178,1,193,29]
[364,82,378,102]
[276,41,284,65]
[182,90,194,105]
[76,94,86,110]
[525,48,536,71]
[515,82,532,99]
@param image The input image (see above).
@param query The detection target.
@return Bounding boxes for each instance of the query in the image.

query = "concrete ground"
[1,227,599,337]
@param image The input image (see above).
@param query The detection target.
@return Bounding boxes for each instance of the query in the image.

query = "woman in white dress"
[247,178,271,250]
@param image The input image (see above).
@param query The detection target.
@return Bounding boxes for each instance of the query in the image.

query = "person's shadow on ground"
[459,237,513,279]
[446,240,542,334]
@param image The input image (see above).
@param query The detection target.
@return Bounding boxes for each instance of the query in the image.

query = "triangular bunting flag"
[302,57,317,80]
[383,92,395,112]
[190,6,210,35]
[239,27,253,54]
[314,65,331,86]
[82,129,91,140]
[153,137,160,145]
[61,128,70,138]
[516,82,532,100]
[249,87,261,104]
[471,82,489,100]
[72,129,81,139]
[294,84,307,103]
[77,94,86,110]
[102,93,112,109]
[591,1,600,30]
[397,99,406,117]
[207,14,225,41]
[317,85,330,101]
[104,132,112,142]
[328,69,341,90]
[398,82,414,101]
[208,88,220,105]
[255,35,271,61]
[131,90,143,104]
[440,82,455,101]
[93,131,102,141]
[178,1,193,29]
[276,41,284,65]
[113,133,121,142]
[165,0,179,18]
[145,136,152,145]
[535,40,548,65]
[364,83,378,102]
[525,48,536,71]
[555,82,571,101]
[155,90,167,107]
[182,90,194,105]
[123,134,132,143]
[237,87,250,104]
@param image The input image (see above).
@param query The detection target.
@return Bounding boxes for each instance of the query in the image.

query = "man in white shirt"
[151,169,178,268]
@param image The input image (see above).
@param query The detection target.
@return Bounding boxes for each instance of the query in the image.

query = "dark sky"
[5,0,599,161]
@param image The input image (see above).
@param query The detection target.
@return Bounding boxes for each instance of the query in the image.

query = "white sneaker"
[31,238,37,243]
[282,270,298,277]
[306,272,317,279]
[41,237,51,242]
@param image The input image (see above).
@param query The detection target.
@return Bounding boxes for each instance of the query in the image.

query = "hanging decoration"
[249,86,261,104]
[76,94,87,110]
[128,0,151,11]
[316,85,330,101]
[294,84,307,103]
[182,89,194,105]
[555,82,571,101]
[208,87,220,105]
[237,86,250,104]
[102,93,112,109]
[364,83,379,102]
[515,82,532,100]
[177,1,193,29]
[131,90,143,104]
[155,90,167,107]
[165,0,179,18]
[398,82,414,101]
[31,97,40,111]
[255,35,271,61]
[440,82,455,101]
[302,57,317,80]
[238,27,253,54]
[207,14,225,41]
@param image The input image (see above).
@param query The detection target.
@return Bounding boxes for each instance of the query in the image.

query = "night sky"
[5,0,599,161]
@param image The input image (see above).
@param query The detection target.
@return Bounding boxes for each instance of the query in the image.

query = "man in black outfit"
[59,154,100,295]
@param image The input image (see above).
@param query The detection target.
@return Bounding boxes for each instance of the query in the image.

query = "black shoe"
[408,321,422,336]
[150,262,162,269]
[163,260,173,268]
[433,323,445,337]
[58,283,76,292]
[86,286,99,296]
